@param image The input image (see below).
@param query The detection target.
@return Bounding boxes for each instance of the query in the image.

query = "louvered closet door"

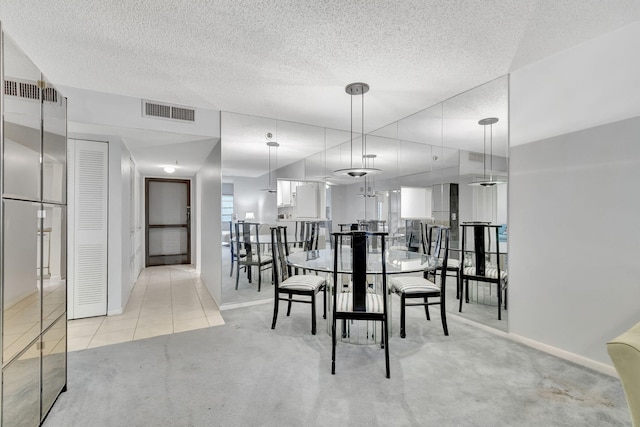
[68,139,108,318]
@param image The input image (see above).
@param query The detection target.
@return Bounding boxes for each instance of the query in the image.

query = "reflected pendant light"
[358,154,377,197]
[470,117,504,186]
[261,140,279,193]
[334,82,381,177]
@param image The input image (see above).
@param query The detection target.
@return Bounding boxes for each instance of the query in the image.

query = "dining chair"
[270,226,326,335]
[229,221,245,277]
[390,226,450,338]
[459,222,508,320]
[421,222,462,300]
[235,222,273,292]
[331,230,390,378]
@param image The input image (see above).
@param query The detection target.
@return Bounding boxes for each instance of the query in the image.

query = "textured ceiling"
[1,0,639,176]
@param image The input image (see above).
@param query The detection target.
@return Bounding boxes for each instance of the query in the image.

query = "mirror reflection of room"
[220,76,509,332]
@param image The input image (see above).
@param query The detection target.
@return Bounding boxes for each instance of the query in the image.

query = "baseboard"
[448,313,618,378]
[107,308,123,316]
[508,332,617,377]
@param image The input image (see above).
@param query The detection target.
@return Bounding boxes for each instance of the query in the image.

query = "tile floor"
[68,265,225,351]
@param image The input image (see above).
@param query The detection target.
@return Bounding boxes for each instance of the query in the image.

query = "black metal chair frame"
[395,226,450,338]
[235,221,272,292]
[270,226,326,334]
[459,223,507,320]
[229,221,246,277]
[421,222,461,300]
[331,231,390,378]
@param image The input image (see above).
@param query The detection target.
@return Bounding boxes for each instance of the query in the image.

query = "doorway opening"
[145,178,191,267]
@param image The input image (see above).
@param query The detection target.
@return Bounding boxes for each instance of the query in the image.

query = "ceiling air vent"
[468,152,484,162]
[4,80,17,96]
[4,78,60,104]
[42,87,58,103]
[142,100,195,122]
[19,81,40,100]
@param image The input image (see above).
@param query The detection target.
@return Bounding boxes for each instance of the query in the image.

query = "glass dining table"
[287,248,437,344]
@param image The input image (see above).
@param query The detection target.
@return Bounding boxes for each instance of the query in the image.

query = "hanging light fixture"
[470,117,504,186]
[260,138,279,193]
[358,154,377,197]
[334,82,381,178]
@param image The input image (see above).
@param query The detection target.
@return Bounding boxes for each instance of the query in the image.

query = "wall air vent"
[3,78,60,104]
[142,100,196,122]
[468,152,484,162]
[20,81,40,100]
[4,80,17,96]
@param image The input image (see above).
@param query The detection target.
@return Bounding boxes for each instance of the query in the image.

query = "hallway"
[67,265,224,351]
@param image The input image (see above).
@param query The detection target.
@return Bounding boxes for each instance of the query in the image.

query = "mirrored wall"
[1,31,68,424]
[220,75,508,331]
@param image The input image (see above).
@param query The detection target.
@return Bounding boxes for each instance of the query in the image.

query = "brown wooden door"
[145,178,191,266]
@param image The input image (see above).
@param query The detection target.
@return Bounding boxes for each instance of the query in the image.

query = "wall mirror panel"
[219,77,508,331]
[2,199,41,365]
[42,82,67,204]
[41,316,67,419]
[1,341,40,426]
[2,35,42,201]
[1,29,69,423]
[41,204,67,329]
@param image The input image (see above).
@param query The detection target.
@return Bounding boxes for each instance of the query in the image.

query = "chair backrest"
[420,222,429,254]
[429,226,450,282]
[240,221,263,260]
[332,231,388,313]
[461,222,502,277]
[229,221,235,256]
[304,221,319,251]
[233,220,245,255]
[270,226,291,287]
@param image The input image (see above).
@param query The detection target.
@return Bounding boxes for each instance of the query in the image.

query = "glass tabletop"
[287,248,436,274]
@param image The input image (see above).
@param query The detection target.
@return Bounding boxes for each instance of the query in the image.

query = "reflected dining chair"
[421,223,462,300]
[235,222,273,292]
[390,226,450,338]
[270,226,326,335]
[229,221,246,277]
[459,222,508,320]
[331,231,390,378]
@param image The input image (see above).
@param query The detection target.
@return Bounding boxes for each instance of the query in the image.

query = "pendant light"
[470,117,504,186]
[261,137,279,193]
[358,154,377,197]
[334,82,381,178]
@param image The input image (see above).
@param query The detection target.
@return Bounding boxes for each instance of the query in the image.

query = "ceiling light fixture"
[164,161,178,174]
[358,154,378,197]
[469,117,504,187]
[260,139,279,193]
[334,82,381,178]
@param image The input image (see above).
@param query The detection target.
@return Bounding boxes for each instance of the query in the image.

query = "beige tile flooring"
[68,265,225,351]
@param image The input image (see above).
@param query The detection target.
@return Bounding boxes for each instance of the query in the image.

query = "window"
[221,194,234,222]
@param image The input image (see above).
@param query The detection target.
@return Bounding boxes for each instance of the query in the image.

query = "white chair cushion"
[463,266,508,283]
[246,254,272,263]
[336,292,384,313]
[280,274,325,291]
[389,276,440,294]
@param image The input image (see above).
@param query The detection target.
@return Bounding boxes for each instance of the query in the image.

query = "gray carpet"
[43,302,629,426]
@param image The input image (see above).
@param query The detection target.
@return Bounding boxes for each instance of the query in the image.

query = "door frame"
[145,178,191,267]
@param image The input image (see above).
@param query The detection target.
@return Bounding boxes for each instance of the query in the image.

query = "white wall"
[196,140,222,304]
[229,174,277,223]
[60,86,221,137]
[112,137,134,315]
[509,21,640,368]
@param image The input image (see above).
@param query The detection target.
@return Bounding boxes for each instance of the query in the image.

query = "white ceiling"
[1,1,639,177]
